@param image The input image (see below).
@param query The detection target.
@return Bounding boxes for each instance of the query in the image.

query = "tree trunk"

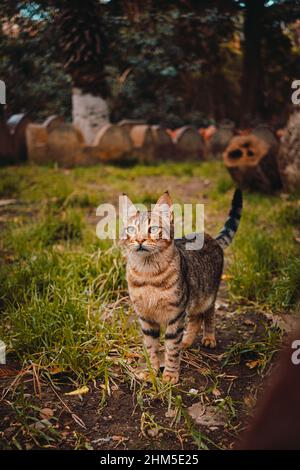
[277,108,300,192]
[72,88,109,144]
[56,0,110,144]
[223,132,281,193]
[240,0,266,126]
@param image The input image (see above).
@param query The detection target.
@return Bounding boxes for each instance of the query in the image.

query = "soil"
[0,299,290,451]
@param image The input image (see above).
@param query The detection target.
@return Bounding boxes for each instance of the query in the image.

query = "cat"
[120,189,242,384]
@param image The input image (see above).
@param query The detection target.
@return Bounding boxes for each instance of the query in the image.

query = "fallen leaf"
[244,319,255,327]
[188,402,227,427]
[39,408,54,420]
[112,435,129,441]
[147,428,159,438]
[246,360,262,369]
[165,409,177,418]
[244,394,257,409]
[212,388,222,397]
[30,419,51,430]
[49,366,64,375]
[294,236,300,244]
[65,385,89,396]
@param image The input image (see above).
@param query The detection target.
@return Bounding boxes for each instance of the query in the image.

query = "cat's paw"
[201,335,216,349]
[136,369,156,382]
[162,370,179,385]
[181,337,193,349]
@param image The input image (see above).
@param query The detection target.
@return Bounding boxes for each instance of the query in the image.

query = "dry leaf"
[49,366,64,375]
[30,419,51,430]
[246,360,262,369]
[39,408,54,420]
[165,409,176,418]
[112,435,129,442]
[188,402,227,427]
[244,394,257,409]
[212,388,222,397]
[244,319,255,327]
[147,428,159,438]
[65,385,89,396]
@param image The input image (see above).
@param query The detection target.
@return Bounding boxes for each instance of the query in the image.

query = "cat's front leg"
[163,311,186,384]
[139,316,160,374]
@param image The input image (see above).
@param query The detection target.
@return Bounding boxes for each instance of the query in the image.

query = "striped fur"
[121,190,242,384]
[215,189,243,249]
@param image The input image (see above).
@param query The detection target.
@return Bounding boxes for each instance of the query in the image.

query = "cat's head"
[120,192,174,256]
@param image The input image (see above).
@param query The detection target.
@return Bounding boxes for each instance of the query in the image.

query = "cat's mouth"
[136,245,149,252]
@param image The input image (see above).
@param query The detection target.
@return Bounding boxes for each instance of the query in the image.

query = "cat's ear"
[120,194,138,224]
[152,191,173,221]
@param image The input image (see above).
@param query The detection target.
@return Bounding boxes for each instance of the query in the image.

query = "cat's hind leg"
[181,314,203,349]
[202,305,216,348]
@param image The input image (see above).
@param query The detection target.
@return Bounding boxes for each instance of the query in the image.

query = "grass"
[0,160,299,449]
[227,195,300,312]
[221,322,283,374]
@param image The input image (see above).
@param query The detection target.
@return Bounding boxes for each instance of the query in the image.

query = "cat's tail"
[215,188,243,249]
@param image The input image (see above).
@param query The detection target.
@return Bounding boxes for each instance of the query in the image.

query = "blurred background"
[1,0,300,451]
[1,0,300,129]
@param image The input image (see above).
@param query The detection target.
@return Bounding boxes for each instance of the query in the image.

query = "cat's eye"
[126,225,137,235]
[149,225,160,235]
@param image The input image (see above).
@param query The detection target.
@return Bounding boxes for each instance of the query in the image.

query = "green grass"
[227,195,300,312]
[0,161,299,449]
[221,323,283,374]
[1,161,299,371]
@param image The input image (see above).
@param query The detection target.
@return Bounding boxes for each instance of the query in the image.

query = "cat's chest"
[126,265,179,319]
[129,284,164,313]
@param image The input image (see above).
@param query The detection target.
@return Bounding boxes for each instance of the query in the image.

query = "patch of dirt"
[134,175,212,203]
[0,300,286,450]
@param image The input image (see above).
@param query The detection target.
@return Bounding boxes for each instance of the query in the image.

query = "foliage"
[0,1,299,124]
[0,2,71,121]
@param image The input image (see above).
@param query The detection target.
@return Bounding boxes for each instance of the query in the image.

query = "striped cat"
[121,189,242,384]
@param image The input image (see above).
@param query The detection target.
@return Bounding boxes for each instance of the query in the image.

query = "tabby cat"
[121,189,242,384]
